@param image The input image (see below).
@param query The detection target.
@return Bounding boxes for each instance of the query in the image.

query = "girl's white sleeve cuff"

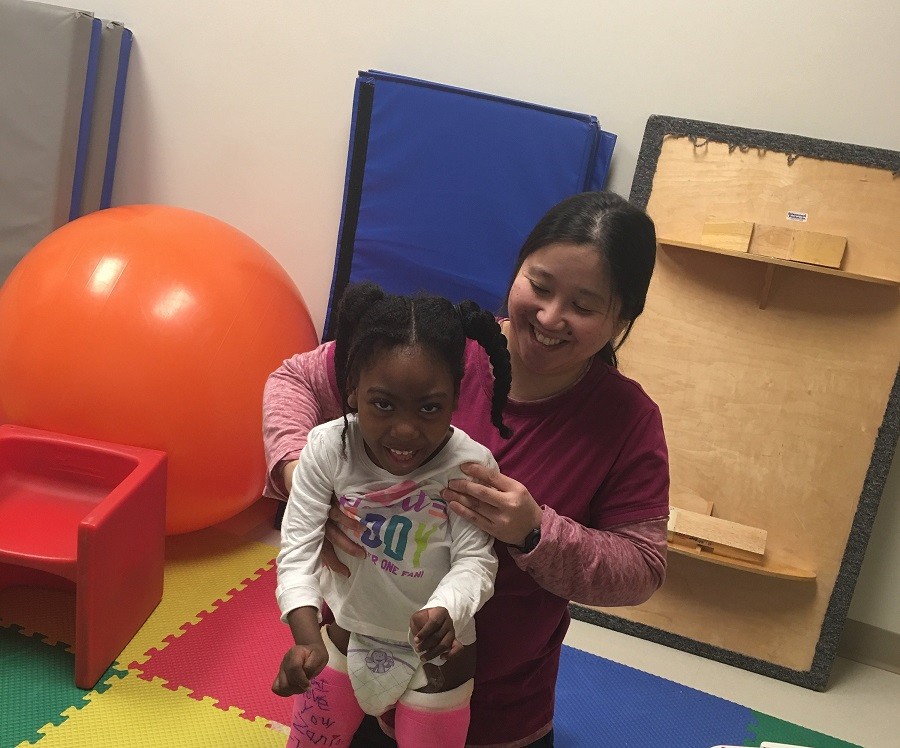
[276,577,323,623]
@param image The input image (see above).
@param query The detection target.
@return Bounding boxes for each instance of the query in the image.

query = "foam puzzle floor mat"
[0,527,862,748]
[0,528,286,747]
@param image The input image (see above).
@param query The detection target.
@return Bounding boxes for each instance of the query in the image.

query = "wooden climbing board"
[574,116,900,690]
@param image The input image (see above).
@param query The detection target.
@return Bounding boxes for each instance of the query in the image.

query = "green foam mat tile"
[0,624,125,748]
[748,710,862,747]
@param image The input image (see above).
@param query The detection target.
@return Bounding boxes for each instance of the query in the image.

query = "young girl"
[273,281,512,747]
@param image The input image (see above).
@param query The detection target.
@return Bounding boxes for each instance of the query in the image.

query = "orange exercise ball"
[0,205,319,534]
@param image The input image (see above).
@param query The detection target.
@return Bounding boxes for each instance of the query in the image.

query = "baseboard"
[838,618,900,675]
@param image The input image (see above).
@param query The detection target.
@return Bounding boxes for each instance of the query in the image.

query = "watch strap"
[512,526,541,553]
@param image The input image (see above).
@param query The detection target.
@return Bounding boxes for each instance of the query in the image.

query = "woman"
[263,191,669,747]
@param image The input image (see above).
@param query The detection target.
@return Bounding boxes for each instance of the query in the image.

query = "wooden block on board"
[668,508,768,563]
[669,533,703,554]
[789,230,846,268]
[750,224,847,268]
[749,224,793,260]
[701,220,754,253]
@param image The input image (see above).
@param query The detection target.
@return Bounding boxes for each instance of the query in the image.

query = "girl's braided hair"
[333,282,512,450]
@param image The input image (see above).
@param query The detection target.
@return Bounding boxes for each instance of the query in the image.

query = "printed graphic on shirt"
[338,480,450,581]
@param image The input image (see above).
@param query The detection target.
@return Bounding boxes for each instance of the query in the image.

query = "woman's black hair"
[333,281,512,450]
[505,191,657,367]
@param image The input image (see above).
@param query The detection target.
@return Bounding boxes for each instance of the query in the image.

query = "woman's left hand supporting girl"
[442,463,543,548]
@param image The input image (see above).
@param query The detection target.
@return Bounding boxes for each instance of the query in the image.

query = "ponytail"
[456,300,513,438]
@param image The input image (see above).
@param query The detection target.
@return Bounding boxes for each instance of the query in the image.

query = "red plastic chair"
[0,424,167,689]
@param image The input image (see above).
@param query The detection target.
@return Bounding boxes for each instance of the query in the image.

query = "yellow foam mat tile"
[122,528,277,666]
[20,671,287,747]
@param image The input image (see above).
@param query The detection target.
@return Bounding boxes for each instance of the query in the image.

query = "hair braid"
[333,281,385,401]
[333,281,393,452]
[456,300,513,438]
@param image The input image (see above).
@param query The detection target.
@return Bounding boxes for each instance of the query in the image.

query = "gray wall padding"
[0,1,131,286]
[0,0,95,282]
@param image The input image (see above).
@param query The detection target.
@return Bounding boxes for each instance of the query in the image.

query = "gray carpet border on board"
[574,115,900,691]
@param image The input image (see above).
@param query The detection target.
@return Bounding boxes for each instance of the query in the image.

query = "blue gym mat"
[555,644,860,747]
[323,70,616,338]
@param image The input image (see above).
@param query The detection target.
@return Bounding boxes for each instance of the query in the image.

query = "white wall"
[81,1,899,633]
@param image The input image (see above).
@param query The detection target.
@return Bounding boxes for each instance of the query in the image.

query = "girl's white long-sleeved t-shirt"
[276,415,498,645]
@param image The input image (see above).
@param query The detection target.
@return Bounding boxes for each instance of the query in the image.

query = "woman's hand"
[321,500,367,577]
[441,462,543,546]
[283,460,366,576]
[281,459,300,495]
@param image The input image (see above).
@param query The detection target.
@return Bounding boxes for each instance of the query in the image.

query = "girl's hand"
[410,607,461,662]
[272,642,329,696]
[441,462,543,547]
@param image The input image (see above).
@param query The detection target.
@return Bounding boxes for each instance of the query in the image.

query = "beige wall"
[82,1,898,635]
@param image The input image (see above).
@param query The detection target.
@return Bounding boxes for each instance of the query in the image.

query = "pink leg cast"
[287,666,365,747]
[393,701,471,748]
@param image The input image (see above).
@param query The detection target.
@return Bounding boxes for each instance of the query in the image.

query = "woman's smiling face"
[505,241,626,384]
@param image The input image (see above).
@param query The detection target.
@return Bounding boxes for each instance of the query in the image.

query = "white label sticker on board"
[787,211,808,222]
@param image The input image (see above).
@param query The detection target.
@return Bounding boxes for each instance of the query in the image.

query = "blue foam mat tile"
[555,644,754,747]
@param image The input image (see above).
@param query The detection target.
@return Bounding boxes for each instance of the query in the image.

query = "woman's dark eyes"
[372,400,393,411]
[530,280,595,313]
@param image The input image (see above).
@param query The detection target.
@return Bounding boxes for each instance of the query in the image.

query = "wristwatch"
[512,526,541,554]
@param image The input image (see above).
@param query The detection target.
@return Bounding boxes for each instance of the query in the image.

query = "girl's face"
[347,345,457,476]
[506,241,626,382]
